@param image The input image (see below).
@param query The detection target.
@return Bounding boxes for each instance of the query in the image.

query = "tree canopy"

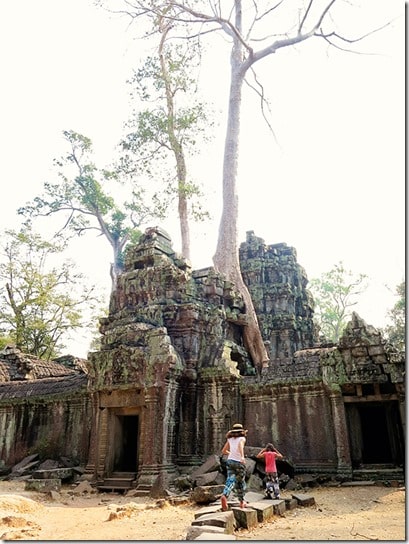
[0,228,102,359]
[18,130,161,287]
[121,21,212,260]
[383,280,405,352]
[309,261,368,343]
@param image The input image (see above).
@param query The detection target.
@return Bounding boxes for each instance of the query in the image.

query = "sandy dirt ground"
[0,481,405,541]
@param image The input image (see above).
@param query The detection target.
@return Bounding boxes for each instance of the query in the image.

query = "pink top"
[263,451,278,473]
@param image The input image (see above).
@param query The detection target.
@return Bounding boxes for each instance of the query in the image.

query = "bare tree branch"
[245,68,279,147]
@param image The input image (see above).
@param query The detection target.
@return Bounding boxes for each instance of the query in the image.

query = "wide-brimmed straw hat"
[228,423,247,433]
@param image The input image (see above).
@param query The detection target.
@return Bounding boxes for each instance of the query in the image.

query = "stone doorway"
[346,401,404,468]
[112,413,139,473]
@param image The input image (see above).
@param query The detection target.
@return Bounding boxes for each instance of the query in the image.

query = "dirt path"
[0,481,405,541]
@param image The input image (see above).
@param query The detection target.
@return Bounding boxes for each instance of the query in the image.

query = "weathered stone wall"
[242,382,338,469]
[239,231,317,363]
[0,348,91,466]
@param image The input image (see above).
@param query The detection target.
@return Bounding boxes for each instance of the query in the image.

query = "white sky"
[0,1,405,356]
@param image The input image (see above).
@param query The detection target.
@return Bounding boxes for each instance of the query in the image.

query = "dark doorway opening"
[346,401,404,467]
[113,415,139,472]
[359,405,391,463]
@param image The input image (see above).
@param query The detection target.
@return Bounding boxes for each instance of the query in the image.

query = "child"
[256,443,284,499]
[220,423,248,510]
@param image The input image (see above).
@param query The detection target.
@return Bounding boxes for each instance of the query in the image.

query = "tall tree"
[122,16,211,260]
[0,228,101,359]
[18,130,161,288]
[104,0,391,371]
[383,280,405,352]
[309,262,368,343]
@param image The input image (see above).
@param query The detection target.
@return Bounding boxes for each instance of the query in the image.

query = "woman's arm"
[221,441,230,455]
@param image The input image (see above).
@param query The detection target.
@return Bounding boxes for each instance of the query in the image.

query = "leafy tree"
[101,0,392,371]
[0,228,102,360]
[309,262,368,343]
[18,130,161,287]
[383,280,405,352]
[0,333,14,350]
[122,16,212,260]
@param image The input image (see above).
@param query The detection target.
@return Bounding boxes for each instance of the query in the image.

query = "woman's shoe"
[221,495,228,511]
[240,500,248,509]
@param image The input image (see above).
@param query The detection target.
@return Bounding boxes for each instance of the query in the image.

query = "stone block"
[292,493,315,506]
[191,485,225,505]
[247,473,264,491]
[242,491,265,503]
[194,533,235,540]
[270,499,286,515]
[285,498,298,510]
[194,504,222,519]
[231,507,258,529]
[25,478,61,492]
[191,511,235,534]
[190,454,221,480]
[185,524,226,540]
[11,454,39,472]
[244,458,256,478]
[195,471,224,487]
[247,501,274,522]
[32,468,74,481]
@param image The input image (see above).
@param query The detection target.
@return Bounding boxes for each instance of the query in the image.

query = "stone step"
[352,467,404,481]
[129,489,151,496]
[102,478,135,485]
[110,472,137,479]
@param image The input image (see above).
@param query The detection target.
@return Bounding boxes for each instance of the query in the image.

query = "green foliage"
[122,37,212,226]
[383,281,405,352]
[18,130,161,281]
[309,262,368,343]
[0,227,103,360]
[0,334,14,350]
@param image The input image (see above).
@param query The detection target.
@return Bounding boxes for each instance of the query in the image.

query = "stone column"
[83,391,100,480]
[136,386,176,494]
[329,389,352,477]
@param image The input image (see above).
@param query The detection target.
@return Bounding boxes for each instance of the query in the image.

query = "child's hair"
[266,443,274,451]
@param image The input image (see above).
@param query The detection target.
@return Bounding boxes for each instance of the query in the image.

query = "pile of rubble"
[0,453,84,493]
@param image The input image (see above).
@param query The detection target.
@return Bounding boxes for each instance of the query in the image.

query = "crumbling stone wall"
[0,347,91,466]
[239,231,317,363]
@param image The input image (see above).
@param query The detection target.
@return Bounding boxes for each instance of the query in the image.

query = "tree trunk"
[159,20,191,261]
[213,1,269,371]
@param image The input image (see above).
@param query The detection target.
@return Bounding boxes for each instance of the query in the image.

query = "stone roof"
[0,373,88,401]
[0,346,87,382]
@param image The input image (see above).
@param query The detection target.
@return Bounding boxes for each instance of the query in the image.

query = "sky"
[0,1,405,357]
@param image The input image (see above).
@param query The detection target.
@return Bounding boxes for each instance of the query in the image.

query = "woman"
[220,423,248,510]
[256,442,284,499]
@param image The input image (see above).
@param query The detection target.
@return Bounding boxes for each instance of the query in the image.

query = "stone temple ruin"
[0,228,405,494]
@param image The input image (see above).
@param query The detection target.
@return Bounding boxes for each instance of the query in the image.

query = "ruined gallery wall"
[0,382,92,466]
[0,349,92,467]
